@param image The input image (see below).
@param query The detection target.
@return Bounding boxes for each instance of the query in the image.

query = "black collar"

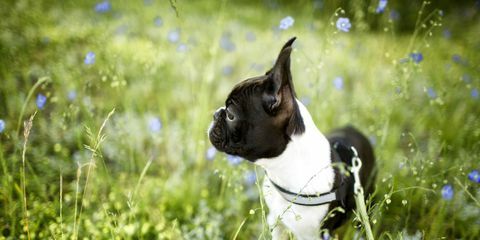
[267,142,350,206]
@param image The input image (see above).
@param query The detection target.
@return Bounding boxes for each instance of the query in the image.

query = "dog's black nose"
[213,108,224,121]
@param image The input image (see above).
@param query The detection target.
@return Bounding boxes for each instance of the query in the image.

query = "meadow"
[0,0,479,239]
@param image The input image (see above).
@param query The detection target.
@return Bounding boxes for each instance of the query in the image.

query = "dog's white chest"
[263,180,330,240]
[255,101,335,240]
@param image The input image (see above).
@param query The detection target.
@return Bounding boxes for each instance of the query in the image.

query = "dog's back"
[322,125,376,230]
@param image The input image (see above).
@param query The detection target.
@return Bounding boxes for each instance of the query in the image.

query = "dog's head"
[208,37,305,162]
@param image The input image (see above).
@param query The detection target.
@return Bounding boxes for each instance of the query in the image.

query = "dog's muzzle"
[208,107,227,151]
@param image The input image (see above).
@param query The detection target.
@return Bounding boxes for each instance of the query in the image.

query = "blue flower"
[410,52,423,64]
[472,88,479,99]
[95,1,111,13]
[244,171,257,185]
[462,74,471,83]
[84,52,95,65]
[0,119,5,133]
[148,117,162,133]
[167,29,180,43]
[441,184,454,200]
[389,9,400,21]
[226,154,242,165]
[322,232,331,240]
[154,16,163,27]
[68,90,77,101]
[245,32,256,42]
[375,0,388,13]
[177,43,188,53]
[300,96,311,106]
[222,65,234,76]
[468,170,480,183]
[442,29,451,39]
[336,17,351,32]
[279,16,295,30]
[313,0,324,10]
[144,0,153,6]
[369,135,377,146]
[220,34,236,52]
[427,87,437,99]
[333,77,344,90]
[438,10,444,16]
[206,146,217,161]
[36,94,47,109]
[452,54,461,63]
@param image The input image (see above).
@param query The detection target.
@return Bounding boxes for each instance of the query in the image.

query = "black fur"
[323,126,376,231]
[209,37,304,161]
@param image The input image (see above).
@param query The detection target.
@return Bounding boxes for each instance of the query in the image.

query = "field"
[1,0,479,239]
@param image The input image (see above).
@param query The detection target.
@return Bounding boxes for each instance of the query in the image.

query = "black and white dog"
[208,37,375,239]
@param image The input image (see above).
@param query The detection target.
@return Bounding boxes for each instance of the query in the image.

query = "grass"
[0,0,479,239]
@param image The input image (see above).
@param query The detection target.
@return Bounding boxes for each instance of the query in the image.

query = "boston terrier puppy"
[208,37,375,239]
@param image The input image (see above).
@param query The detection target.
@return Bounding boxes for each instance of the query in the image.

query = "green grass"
[1,0,479,239]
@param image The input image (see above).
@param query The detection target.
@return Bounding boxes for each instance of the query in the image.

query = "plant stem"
[21,111,37,240]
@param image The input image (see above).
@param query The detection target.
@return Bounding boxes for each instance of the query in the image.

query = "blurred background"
[0,0,479,239]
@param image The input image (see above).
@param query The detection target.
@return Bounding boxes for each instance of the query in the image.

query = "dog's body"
[208,37,375,239]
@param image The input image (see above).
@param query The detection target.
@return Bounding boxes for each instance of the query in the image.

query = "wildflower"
[443,29,451,39]
[375,0,388,13]
[220,34,236,52]
[0,119,5,133]
[389,9,400,21]
[84,52,95,65]
[336,17,351,32]
[244,171,257,185]
[279,16,295,30]
[206,146,217,161]
[226,154,242,165]
[167,29,180,43]
[95,1,111,13]
[313,0,324,10]
[222,65,234,76]
[154,16,163,27]
[369,135,377,146]
[246,32,256,42]
[452,54,464,64]
[68,90,77,101]
[333,77,344,90]
[427,87,437,99]
[438,10,444,16]
[36,94,47,109]
[410,52,423,64]
[148,117,162,133]
[177,43,188,53]
[144,0,153,6]
[471,88,479,99]
[462,74,471,83]
[441,184,453,200]
[300,96,311,106]
[468,170,480,183]
[322,232,331,240]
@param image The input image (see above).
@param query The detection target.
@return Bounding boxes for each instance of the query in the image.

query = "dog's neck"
[256,100,335,195]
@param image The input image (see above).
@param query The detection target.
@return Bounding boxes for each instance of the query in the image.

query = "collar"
[267,142,349,206]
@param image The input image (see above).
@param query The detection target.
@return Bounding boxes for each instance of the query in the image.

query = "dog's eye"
[226,110,235,121]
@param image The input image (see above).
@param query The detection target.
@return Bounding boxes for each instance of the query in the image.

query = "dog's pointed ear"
[262,37,296,114]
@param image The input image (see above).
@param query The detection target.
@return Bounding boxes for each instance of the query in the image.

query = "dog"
[208,37,375,239]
